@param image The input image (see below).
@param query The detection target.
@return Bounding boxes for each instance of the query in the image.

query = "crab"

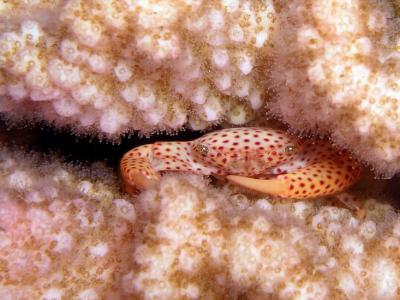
[120,127,362,199]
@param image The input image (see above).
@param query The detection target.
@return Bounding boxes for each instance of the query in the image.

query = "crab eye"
[285,145,295,153]
[195,144,209,155]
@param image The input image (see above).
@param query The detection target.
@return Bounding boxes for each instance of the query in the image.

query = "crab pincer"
[227,141,363,199]
[120,140,218,192]
[120,144,161,192]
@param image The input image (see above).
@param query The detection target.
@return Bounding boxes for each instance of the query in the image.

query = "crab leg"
[227,144,362,199]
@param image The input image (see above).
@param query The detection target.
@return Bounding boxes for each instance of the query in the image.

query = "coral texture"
[1,1,400,298]
[1,0,400,176]
[270,0,400,175]
[0,146,137,299]
[2,140,400,299]
[124,175,400,299]
[0,0,274,136]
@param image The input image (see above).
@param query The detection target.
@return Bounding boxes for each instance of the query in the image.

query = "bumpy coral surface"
[0,146,137,299]
[2,140,400,299]
[2,0,400,176]
[270,0,400,176]
[125,175,400,299]
[0,0,275,136]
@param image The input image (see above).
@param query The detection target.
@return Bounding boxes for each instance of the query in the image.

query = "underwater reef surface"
[270,0,400,176]
[0,0,274,136]
[0,125,399,299]
[1,0,400,174]
[0,0,400,299]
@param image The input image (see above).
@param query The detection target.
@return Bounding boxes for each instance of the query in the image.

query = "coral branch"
[0,0,275,136]
[0,138,398,299]
[270,0,400,176]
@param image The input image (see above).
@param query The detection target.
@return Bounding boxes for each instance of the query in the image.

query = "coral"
[2,136,400,299]
[2,0,400,175]
[0,145,137,299]
[0,0,275,136]
[123,174,400,299]
[1,0,400,174]
[1,0,400,298]
[269,0,400,176]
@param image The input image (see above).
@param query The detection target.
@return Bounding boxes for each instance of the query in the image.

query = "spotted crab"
[120,127,362,199]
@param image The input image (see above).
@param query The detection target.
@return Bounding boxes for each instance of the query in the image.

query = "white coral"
[270,0,400,175]
[121,174,400,299]
[0,145,137,299]
[1,139,400,299]
[0,0,275,136]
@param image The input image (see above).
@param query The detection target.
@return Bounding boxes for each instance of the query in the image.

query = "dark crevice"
[1,116,399,207]
[0,116,205,169]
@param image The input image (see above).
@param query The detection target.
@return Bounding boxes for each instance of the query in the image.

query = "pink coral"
[0,139,400,299]
[1,0,400,298]
[0,0,275,136]
[123,174,400,299]
[1,0,400,176]
[270,0,400,175]
[0,146,136,299]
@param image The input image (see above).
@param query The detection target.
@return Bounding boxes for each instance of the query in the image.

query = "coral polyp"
[0,0,400,298]
[0,144,137,299]
[0,0,275,136]
[270,0,400,175]
[1,0,400,175]
[1,138,399,299]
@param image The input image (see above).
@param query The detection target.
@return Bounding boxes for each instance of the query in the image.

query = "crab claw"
[120,144,161,192]
[120,141,217,194]
[227,158,362,199]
